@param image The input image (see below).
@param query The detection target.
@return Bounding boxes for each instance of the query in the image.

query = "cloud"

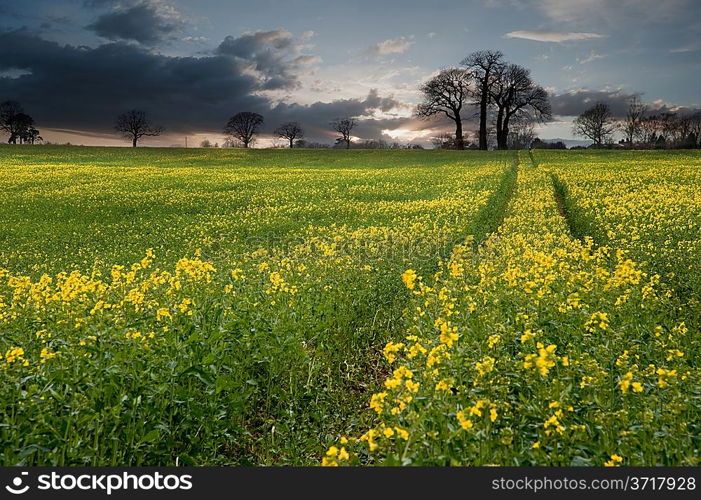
[269,89,403,137]
[215,30,320,91]
[550,89,638,117]
[670,41,701,53]
[577,51,605,64]
[493,0,693,26]
[292,54,322,66]
[504,30,605,42]
[0,29,402,142]
[87,0,186,45]
[363,36,414,58]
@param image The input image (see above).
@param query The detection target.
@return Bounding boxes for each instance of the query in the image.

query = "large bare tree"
[330,117,356,149]
[490,64,550,149]
[573,102,616,147]
[415,67,474,150]
[224,111,264,148]
[274,121,304,148]
[461,50,504,150]
[115,110,164,147]
[622,95,646,146]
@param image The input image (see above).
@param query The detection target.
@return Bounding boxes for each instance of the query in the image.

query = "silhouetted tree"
[461,50,504,150]
[573,102,616,147]
[115,110,164,147]
[0,101,40,144]
[6,113,35,144]
[491,64,550,149]
[200,139,212,148]
[330,117,356,149]
[416,68,474,150]
[622,95,646,146]
[21,126,42,144]
[224,112,264,148]
[274,121,304,148]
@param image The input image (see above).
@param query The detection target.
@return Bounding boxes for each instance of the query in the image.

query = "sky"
[0,0,699,147]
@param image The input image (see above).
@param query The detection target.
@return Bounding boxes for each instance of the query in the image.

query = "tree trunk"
[132,136,137,147]
[289,138,294,148]
[478,79,489,150]
[345,138,350,149]
[499,113,510,150]
[495,106,504,150]
[454,116,465,150]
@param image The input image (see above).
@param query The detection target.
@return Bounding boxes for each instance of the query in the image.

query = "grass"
[0,146,698,466]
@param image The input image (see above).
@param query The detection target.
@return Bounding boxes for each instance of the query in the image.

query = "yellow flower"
[524,344,558,376]
[401,269,417,290]
[438,321,458,347]
[456,410,473,430]
[487,334,501,348]
[604,454,623,467]
[520,329,535,343]
[369,392,387,414]
[394,427,409,440]
[476,356,495,376]
[405,380,420,393]
[383,341,404,364]
[40,347,57,363]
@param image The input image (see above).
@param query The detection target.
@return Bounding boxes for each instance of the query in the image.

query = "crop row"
[323,159,698,466]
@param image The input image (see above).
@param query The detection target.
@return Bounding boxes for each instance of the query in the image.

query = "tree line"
[113,109,363,149]
[573,97,701,149]
[3,48,699,150]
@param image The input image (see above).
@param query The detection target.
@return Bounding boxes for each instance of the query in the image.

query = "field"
[0,146,699,466]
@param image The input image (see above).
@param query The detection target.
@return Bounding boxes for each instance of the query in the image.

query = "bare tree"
[274,121,304,148]
[573,103,616,147]
[115,110,164,147]
[660,112,681,143]
[415,67,474,150]
[431,132,457,149]
[490,64,550,149]
[461,50,505,150]
[224,111,264,148]
[507,119,537,150]
[330,117,356,149]
[689,112,701,148]
[621,95,646,146]
[639,114,660,145]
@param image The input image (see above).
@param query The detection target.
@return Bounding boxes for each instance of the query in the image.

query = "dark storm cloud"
[83,0,119,6]
[0,30,404,139]
[549,88,697,118]
[270,90,405,138]
[87,0,186,45]
[215,30,316,90]
[550,89,637,117]
[0,29,265,132]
